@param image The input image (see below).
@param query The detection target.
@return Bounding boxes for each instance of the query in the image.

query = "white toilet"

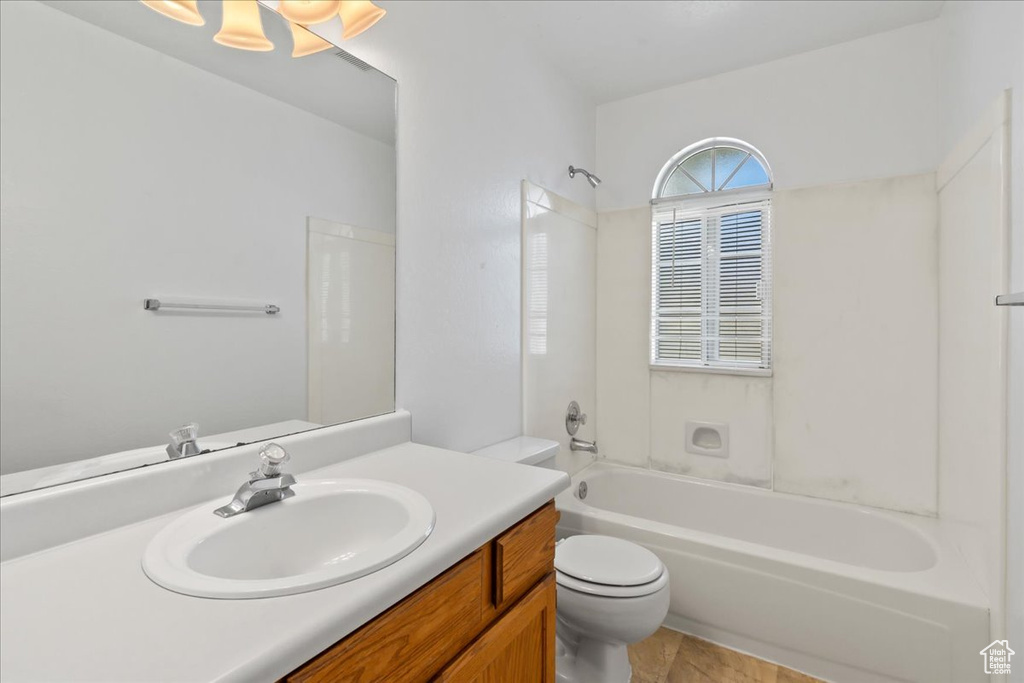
[473,437,670,683]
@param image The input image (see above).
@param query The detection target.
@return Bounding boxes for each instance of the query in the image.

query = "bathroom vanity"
[0,413,569,682]
[287,502,559,682]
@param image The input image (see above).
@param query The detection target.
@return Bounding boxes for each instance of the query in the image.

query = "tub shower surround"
[594,173,940,511]
[557,462,988,683]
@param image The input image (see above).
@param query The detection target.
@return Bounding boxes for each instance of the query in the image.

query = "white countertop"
[0,442,569,682]
[0,420,321,497]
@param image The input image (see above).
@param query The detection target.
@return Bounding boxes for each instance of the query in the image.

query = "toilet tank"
[472,436,560,469]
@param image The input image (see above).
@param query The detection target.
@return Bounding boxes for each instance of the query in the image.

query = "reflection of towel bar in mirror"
[995,292,1023,306]
[143,299,280,315]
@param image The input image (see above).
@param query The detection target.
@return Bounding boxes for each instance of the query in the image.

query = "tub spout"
[570,437,598,454]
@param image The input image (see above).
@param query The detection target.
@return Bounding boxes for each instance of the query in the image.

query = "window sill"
[649,364,773,378]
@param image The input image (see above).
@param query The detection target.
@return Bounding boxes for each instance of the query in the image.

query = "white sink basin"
[142,479,434,598]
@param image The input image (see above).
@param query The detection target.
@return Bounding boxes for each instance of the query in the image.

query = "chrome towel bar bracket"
[144,299,280,314]
[995,292,1023,307]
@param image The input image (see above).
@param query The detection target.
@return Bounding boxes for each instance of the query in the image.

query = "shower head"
[568,165,601,188]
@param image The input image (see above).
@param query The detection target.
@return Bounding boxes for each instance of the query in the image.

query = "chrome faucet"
[570,437,599,454]
[565,401,598,454]
[167,422,201,460]
[214,443,296,518]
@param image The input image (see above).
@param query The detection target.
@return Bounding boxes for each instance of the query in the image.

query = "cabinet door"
[493,503,557,610]
[434,574,556,683]
[287,549,489,683]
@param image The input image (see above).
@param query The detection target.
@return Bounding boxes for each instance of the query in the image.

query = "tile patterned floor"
[628,628,824,683]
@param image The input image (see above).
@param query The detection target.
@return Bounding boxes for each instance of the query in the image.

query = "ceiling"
[487,0,945,104]
[42,0,396,144]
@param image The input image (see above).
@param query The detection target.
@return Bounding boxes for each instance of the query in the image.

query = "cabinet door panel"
[287,549,487,683]
[434,574,556,683]
[493,503,557,609]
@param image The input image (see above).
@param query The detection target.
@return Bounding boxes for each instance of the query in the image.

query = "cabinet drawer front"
[494,503,557,609]
[434,574,557,683]
[287,549,487,683]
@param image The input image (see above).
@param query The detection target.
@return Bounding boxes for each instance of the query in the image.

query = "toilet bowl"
[553,534,670,683]
[472,437,670,683]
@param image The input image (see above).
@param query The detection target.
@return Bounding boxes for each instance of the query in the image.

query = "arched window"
[653,137,772,199]
[650,138,773,373]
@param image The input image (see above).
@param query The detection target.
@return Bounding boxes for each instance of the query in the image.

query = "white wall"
[522,183,597,454]
[936,101,1011,639]
[596,205,774,486]
[773,174,938,514]
[596,21,939,212]
[343,1,597,452]
[0,1,395,473]
[934,0,1024,660]
[595,208,651,466]
[649,372,773,487]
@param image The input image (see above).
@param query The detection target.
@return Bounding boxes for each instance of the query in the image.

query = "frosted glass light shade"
[140,0,205,26]
[279,0,341,24]
[338,1,386,39]
[290,22,333,58]
[214,0,274,51]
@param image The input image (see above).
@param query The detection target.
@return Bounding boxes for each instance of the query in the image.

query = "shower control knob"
[566,401,587,436]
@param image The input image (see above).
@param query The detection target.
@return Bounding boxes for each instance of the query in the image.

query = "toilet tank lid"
[471,436,559,466]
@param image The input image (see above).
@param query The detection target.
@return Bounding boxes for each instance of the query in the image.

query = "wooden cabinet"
[285,502,558,683]
[434,576,556,683]
[286,549,490,683]
[493,504,558,610]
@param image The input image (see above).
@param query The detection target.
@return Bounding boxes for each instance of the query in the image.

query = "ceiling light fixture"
[139,0,387,57]
[140,0,205,26]
[289,22,334,58]
[279,0,342,25]
[338,1,386,40]
[214,0,274,52]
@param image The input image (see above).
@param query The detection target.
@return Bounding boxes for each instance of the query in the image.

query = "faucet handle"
[565,401,588,436]
[257,443,290,477]
[167,422,200,459]
[169,422,199,446]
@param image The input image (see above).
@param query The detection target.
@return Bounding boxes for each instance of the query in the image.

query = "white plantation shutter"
[651,197,772,372]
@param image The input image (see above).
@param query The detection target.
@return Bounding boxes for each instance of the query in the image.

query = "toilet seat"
[555,567,668,598]
[554,535,666,598]
[556,535,664,585]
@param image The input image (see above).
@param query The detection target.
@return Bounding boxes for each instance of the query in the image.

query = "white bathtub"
[556,462,990,683]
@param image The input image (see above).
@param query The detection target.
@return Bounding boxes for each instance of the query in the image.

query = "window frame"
[650,139,774,378]
[652,137,773,201]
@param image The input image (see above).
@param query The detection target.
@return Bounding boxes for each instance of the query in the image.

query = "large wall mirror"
[0,0,397,496]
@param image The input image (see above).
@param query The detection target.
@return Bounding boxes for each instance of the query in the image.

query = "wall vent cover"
[334,50,374,71]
